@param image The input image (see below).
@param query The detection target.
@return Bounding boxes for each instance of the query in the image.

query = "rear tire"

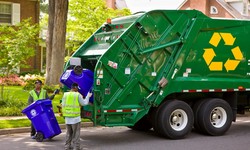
[193,99,207,132]
[198,98,233,136]
[156,100,194,139]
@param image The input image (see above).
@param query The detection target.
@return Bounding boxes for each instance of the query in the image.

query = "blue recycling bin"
[60,69,94,103]
[22,99,61,142]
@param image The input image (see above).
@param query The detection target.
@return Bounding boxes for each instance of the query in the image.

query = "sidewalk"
[0,115,93,135]
[0,115,27,120]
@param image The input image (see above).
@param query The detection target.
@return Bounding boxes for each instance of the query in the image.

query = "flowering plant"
[20,74,45,90]
[0,74,24,86]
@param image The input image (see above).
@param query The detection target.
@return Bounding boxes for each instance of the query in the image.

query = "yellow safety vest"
[29,89,47,101]
[62,92,81,117]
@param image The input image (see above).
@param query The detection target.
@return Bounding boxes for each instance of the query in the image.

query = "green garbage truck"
[60,10,250,139]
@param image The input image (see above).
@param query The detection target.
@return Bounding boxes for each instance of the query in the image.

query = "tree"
[67,0,131,52]
[0,18,40,99]
[45,0,130,85]
[0,18,40,75]
[45,0,68,85]
[40,0,49,14]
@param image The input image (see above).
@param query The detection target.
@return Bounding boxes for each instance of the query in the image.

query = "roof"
[216,0,250,19]
[115,0,250,19]
[120,0,187,13]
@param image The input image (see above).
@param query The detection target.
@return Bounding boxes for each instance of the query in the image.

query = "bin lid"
[22,99,51,113]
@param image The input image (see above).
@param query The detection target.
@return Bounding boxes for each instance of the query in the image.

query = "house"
[181,0,250,19]
[108,0,250,19]
[0,0,41,73]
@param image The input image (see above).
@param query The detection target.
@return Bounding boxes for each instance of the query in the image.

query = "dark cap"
[35,80,42,84]
[71,83,78,89]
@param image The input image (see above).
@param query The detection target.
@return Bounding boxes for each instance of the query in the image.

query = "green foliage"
[0,117,90,129]
[40,1,49,14]
[0,107,26,116]
[20,74,45,91]
[39,0,131,55]
[0,74,24,86]
[0,86,63,116]
[18,70,44,77]
[66,0,131,52]
[0,117,65,129]
[43,84,60,93]
[0,86,28,116]
[0,18,40,75]
[20,74,60,93]
[0,119,31,129]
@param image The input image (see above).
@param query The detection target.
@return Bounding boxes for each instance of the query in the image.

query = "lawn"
[0,117,65,129]
[0,86,63,116]
[0,86,92,129]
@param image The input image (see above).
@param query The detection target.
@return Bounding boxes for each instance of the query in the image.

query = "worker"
[28,79,59,139]
[61,83,92,150]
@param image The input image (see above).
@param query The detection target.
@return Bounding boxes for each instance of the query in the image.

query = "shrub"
[0,86,62,116]
[20,74,61,93]
[0,89,27,116]
[18,70,44,76]
[43,84,61,93]
[0,107,26,116]
[20,74,45,91]
[0,74,24,86]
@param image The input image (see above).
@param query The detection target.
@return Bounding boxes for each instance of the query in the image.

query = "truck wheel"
[193,99,207,132]
[128,115,152,131]
[157,100,194,139]
[198,98,233,136]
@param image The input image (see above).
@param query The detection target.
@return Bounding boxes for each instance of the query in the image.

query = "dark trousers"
[31,123,36,136]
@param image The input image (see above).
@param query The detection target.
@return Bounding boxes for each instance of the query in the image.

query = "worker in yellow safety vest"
[27,79,59,139]
[61,83,92,150]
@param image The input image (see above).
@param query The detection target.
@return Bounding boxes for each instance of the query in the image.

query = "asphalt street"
[1,116,250,150]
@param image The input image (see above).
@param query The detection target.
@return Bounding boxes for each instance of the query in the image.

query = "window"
[0,2,20,25]
[0,3,11,24]
[210,6,218,15]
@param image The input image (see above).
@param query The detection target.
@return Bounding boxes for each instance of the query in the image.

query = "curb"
[0,122,93,135]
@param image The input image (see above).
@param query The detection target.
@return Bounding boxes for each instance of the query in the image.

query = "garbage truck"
[60,10,250,139]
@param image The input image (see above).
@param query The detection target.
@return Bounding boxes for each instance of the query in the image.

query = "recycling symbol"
[203,32,243,72]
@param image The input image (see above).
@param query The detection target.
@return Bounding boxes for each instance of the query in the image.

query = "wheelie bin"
[60,66,94,103]
[22,99,61,142]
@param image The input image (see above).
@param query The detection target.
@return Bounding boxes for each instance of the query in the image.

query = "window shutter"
[12,3,20,25]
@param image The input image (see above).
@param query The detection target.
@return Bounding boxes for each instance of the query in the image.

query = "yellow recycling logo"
[203,32,243,72]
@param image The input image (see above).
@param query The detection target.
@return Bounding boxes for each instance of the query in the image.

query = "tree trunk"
[45,0,55,85]
[46,0,68,85]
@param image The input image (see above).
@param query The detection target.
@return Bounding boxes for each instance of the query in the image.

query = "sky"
[123,0,186,13]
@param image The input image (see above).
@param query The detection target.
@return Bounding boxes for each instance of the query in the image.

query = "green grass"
[0,117,64,129]
[0,86,91,129]
[0,86,63,116]
[0,117,90,129]
[0,119,31,129]
[1,86,29,99]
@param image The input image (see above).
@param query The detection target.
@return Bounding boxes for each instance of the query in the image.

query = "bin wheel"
[36,132,44,142]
